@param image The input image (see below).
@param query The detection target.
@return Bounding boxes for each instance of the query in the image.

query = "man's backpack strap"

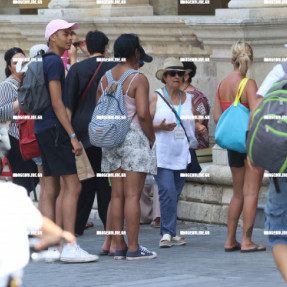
[281,62,287,74]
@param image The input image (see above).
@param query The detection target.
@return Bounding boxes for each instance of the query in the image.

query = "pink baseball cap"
[45,19,79,41]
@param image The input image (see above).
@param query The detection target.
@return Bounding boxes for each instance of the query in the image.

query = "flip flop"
[108,252,115,256]
[225,243,241,252]
[240,245,266,253]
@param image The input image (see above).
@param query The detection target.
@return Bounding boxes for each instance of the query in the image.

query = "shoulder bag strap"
[155,90,191,147]
[77,61,103,106]
[6,81,18,91]
[234,78,249,106]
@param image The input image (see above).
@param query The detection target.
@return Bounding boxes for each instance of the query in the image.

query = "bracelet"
[69,133,76,139]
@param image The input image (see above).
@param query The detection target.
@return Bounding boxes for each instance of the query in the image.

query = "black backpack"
[18,52,54,115]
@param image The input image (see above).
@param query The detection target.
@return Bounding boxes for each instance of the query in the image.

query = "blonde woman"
[214,41,265,252]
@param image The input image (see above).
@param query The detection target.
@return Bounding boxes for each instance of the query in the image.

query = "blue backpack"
[89,69,139,148]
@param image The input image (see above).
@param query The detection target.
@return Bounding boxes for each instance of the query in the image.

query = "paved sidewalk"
[24,220,285,287]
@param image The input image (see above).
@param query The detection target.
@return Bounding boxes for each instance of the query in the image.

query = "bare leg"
[273,245,287,283]
[225,166,244,249]
[39,176,60,222]
[124,171,146,252]
[110,169,127,251]
[37,165,45,213]
[241,160,264,250]
[55,188,64,228]
[60,174,81,234]
[102,202,116,253]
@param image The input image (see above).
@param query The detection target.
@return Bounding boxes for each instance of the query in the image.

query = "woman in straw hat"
[150,57,207,248]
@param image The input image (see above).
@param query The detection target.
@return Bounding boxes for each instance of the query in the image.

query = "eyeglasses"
[165,70,185,77]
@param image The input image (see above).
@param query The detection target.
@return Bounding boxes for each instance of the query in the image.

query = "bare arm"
[35,216,76,250]
[49,79,82,156]
[66,108,72,122]
[213,92,223,124]
[192,98,207,135]
[150,91,177,132]
[134,75,155,147]
[246,79,264,128]
[68,44,78,67]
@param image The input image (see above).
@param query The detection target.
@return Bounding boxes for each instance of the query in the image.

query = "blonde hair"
[231,40,253,75]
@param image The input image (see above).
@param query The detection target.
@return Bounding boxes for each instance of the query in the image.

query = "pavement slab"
[23,220,285,287]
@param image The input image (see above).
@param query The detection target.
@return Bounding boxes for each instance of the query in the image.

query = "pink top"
[100,72,140,125]
[123,73,140,125]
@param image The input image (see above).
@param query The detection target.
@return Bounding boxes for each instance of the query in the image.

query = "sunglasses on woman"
[165,70,185,77]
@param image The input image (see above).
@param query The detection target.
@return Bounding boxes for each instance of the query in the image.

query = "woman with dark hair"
[180,61,210,149]
[96,33,157,260]
[0,47,38,194]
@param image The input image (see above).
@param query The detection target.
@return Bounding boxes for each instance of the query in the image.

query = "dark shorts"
[35,123,77,177]
[265,178,287,247]
[227,149,247,168]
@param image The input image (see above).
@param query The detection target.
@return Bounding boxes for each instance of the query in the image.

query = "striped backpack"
[246,75,287,173]
[89,69,139,148]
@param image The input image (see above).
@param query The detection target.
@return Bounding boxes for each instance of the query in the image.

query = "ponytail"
[231,40,253,75]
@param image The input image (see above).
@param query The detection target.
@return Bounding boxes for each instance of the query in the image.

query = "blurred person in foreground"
[0,123,75,287]
[255,47,287,282]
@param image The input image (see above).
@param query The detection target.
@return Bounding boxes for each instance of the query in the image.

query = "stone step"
[178,181,268,227]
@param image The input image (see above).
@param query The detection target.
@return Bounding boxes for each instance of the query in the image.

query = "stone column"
[0,1,20,14]
[217,0,287,17]
[39,0,153,17]
[228,0,285,8]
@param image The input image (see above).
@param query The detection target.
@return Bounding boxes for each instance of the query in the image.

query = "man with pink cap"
[34,19,98,263]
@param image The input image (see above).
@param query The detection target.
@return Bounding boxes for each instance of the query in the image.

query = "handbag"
[71,61,104,134]
[215,78,249,153]
[75,143,95,181]
[155,91,202,173]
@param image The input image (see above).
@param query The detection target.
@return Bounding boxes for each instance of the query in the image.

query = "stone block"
[212,145,228,166]
[181,183,223,204]
[222,187,233,205]
[177,201,227,225]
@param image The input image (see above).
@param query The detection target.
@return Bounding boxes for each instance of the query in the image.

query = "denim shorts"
[265,178,287,247]
[32,155,42,166]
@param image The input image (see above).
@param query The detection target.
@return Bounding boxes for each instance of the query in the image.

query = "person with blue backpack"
[213,40,265,253]
[90,33,157,260]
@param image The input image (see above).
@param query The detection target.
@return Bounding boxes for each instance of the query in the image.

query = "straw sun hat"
[155,57,191,81]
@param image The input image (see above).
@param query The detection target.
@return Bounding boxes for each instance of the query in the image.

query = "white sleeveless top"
[153,88,198,170]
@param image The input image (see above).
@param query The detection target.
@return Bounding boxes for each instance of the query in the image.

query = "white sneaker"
[45,247,61,263]
[60,243,99,263]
